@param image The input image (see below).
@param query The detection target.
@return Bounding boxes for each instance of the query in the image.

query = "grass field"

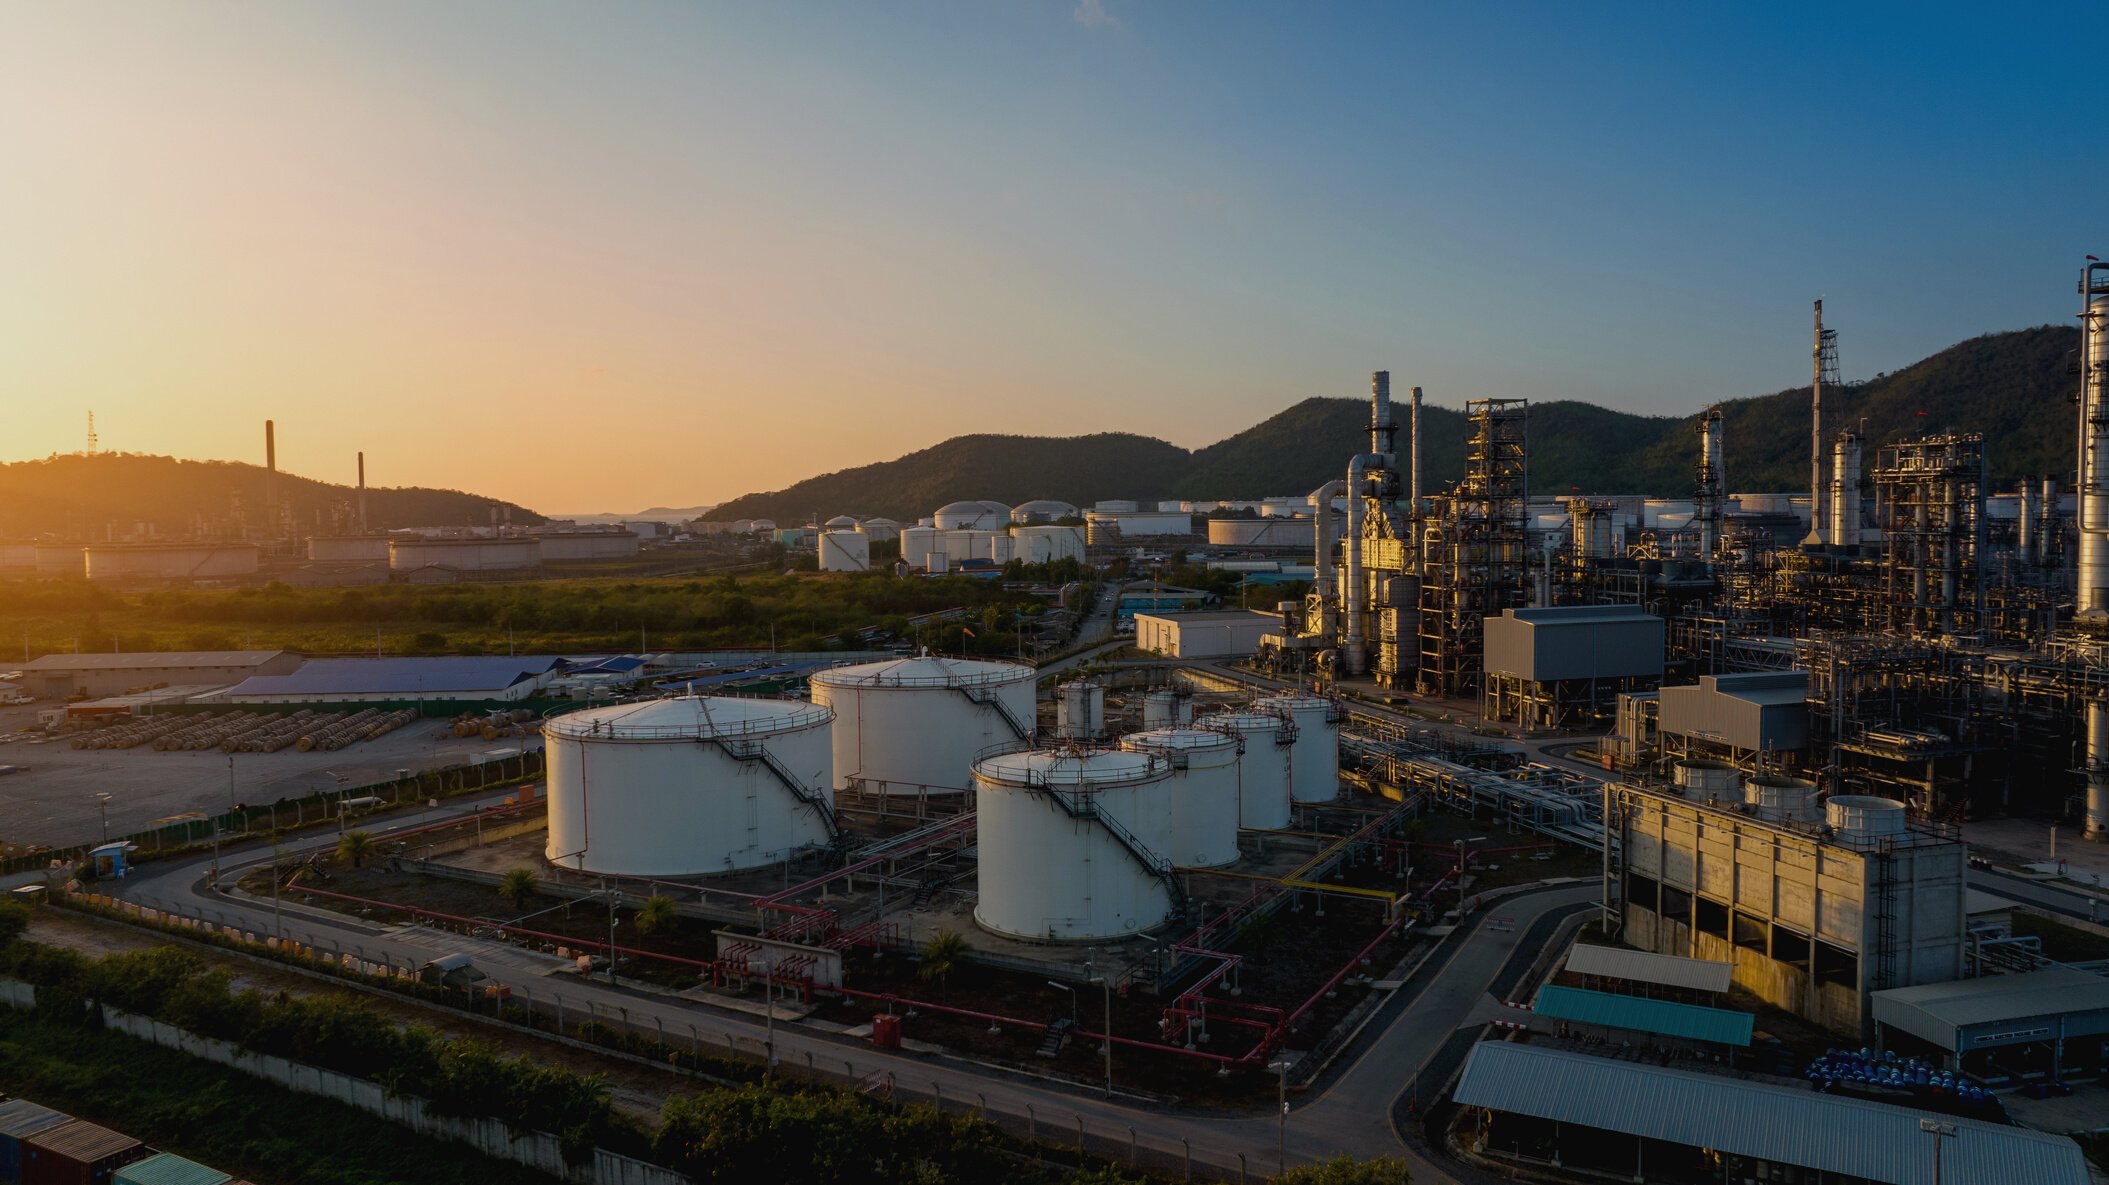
[0,571,1059,659]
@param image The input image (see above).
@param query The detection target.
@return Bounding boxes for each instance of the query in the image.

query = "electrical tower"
[86,411,98,455]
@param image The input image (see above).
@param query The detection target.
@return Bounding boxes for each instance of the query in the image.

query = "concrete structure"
[1613,781,1967,1034]
[1256,694,1340,803]
[1133,610,1282,659]
[84,543,261,583]
[818,530,872,572]
[217,656,561,703]
[543,696,834,876]
[807,656,1035,795]
[17,651,300,699]
[971,747,1176,941]
[1873,965,2109,1076]
[1207,518,1316,548]
[388,537,540,574]
[535,531,642,561]
[1121,727,1242,867]
[1656,671,1809,761]
[1196,710,1294,829]
[306,536,390,563]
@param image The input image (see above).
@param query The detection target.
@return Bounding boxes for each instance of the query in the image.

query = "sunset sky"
[4,3,2104,514]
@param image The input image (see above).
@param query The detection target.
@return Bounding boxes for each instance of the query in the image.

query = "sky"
[3,2,2105,514]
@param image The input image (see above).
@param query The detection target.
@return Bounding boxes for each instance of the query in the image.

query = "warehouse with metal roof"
[16,650,300,698]
[215,656,563,703]
[1454,1039,2091,1185]
[1563,944,1733,997]
[1530,984,1754,1047]
[1873,966,2109,1076]
[1657,670,1809,757]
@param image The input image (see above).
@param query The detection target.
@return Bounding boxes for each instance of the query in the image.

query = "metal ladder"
[957,684,1033,740]
[1036,780,1186,923]
[709,737,840,838]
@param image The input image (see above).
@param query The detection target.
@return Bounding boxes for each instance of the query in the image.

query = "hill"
[708,327,2082,522]
[0,453,543,540]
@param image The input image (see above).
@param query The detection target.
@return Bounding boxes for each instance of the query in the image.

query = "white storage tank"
[899,526,940,570]
[860,517,903,543]
[808,655,1036,794]
[1673,759,1741,802]
[85,543,261,582]
[537,531,642,561]
[543,696,835,877]
[1141,688,1194,730]
[389,537,540,572]
[1014,525,1086,565]
[307,536,390,563]
[1826,794,1907,838]
[1121,728,1241,867]
[1744,774,1820,823]
[34,545,84,578]
[1196,710,1293,829]
[1057,680,1105,740]
[972,747,1176,941]
[987,532,1015,565]
[819,530,872,572]
[1256,694,1341,803]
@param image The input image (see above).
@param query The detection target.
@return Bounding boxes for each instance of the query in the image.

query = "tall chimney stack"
[264,420,278,539]
[357,451,368,533]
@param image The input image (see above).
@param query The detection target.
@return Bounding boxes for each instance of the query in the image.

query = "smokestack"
[264,420,277,539]
[1806,302,1829,547]
[1409,386,1423,526]
[1370,371,1393,460]
[356,451,368,533]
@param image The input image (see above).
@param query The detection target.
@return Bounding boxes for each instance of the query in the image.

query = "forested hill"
[0,454,542,540]
[712,326,2080,522]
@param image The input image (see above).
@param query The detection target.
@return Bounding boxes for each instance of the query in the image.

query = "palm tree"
[497,867,539,909]
[917,928,969,996]
[335,829,377,868]
[634,895,678,937]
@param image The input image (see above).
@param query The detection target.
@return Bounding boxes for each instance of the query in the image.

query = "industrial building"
[216,656,563,703]
[1481,605,1666,730]
[16,651,301,699]
[1652,671,1810,765]
[1611,779,1967,1034]
[1872,966,2109,1077]
[1132,610,1283,659]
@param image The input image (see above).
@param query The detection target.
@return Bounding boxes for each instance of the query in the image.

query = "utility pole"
[1920,1119,1956,1185]
[95,792,112,844]
[1091,974,1113,1099]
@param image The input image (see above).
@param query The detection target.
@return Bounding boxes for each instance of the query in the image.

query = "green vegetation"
[0,570,1048,658]
[336,830,378,868]
[0,452,541,539]
[497,868,540,909]
[1273,1156,1413,1184]
[634,894,679,936]
[712,326,2076,519]
[916,928,968,996]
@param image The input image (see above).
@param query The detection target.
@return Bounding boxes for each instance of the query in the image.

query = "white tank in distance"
[1057,680,1105,739]
[1255,694,1341,803]
[543,696,834,877]
[1195,710,1293,829]
[807,655,1036,794]
[1120,727,1241,867]
[971,747,1176,941]
[1141,688,1194,730]
[818,530,871,572]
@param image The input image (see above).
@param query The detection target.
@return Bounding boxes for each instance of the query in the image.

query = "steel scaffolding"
[1416,398,1528,698]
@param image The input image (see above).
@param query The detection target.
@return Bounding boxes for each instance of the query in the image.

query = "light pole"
[1046,980,1077,1027]
[1457,836,1486,913]
[1920,1119,1957,1185]
[94,792,112,845]
[1089,975,1112,1099]
[1270,1059,1292,1174]
[603,881,619,984]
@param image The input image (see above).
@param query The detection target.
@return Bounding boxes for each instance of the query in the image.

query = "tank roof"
[809,655,1034,689]
[544,695,829,740]
[1121,727,1238,752]
[1197,710,1287,732]
[975,747,1163,787]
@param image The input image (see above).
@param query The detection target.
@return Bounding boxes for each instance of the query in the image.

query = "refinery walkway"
[88,791,1596,1182]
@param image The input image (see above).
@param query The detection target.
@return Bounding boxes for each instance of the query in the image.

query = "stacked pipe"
[298,708,385,752]
[71,714,193,750]
[225,709,330,753]
[152,711,260,750]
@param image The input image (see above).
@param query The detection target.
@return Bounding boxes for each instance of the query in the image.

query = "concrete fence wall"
[0,979,689,1185]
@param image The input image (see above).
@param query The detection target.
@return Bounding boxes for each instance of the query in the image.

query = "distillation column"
[1805,301,1832,547]
[1829,432,1862,550]
[2019,479,2035,566]
[2079,263,2109,838]
[1694,409,1724,557]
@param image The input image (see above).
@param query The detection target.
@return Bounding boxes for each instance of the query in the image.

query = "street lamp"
[1457,836,1487,913]
[94,792,112,845]
[1269,1058,1293,1174]
[1088,975,1112,1099]
[1919,1119,1957,1185]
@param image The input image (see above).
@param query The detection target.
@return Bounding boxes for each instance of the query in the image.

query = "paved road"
[95,796,1595,1180]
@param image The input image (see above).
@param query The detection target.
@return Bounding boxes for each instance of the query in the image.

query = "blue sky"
[3,2,2100,510]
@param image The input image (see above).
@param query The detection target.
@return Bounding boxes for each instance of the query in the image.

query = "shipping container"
[0,1100,70,1185]
[22,1118,142,1185]
[113,1154,230,1185]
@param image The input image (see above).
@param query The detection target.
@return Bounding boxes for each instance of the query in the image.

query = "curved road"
[98,796,1592,1182]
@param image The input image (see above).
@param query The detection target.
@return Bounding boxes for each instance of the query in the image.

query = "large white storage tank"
[1256,694,1341,803]
[86,543,261,582]
[308,536,391,563]
[390,537,540,572]
[1014,525,1086,565]
[1196,710,1294,829]
[972,748,1176,941]
[537,531,642,561]
[543,696,835,877]
[934,501,1005,530]
[1141,688,1194,730]
[818,530,872,572]
[808,656,1036,794]
[899,526,940,570]
[1208,518,1316,548]
[1121,728,1241,867]
[1057,680,1105,739]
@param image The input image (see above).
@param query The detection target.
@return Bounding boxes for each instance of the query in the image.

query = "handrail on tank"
[809,660,1034,690]
[542,695,831,741]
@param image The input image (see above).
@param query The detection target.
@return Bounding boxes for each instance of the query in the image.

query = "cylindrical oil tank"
[898,526,940,569]
[1197,711,1293,829]
[1141,688,1194,730]
[808,656,1036,794]
[1208,518,1317,548]
[543,696,834,877]
[818,530,871,572]
[307,535,391,563]
[1826,794,1906,837]
[1014,525,1086,564]
[1672,759,1741,802]
[34,545,85,578]
[1744,774,1820,823]
[1256,694,1340,803]
[1121,728,1241,867]
[536,531,642,561]
[389,537,539,572]
[85,543,261,582]
[972,748,1175,941]
[987,532,1015,565]
[1057,680,1105,740]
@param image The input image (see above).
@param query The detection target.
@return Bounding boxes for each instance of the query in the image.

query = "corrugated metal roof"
[0,1098,68,1139]
[1531,985,1754,1046]
[115,1152,233,1185]
[220,656,560,697]
[19,651,286,671]
[1873,967,2109,1049]
[26,1117,140,1163]
[1563,944,1733,993]
[1453,1041,2092,1185]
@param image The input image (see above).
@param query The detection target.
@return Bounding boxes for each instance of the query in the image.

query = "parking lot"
[0,701,540,850]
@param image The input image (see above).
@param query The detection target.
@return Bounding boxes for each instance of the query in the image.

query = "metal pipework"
[1409,386,1423,530]
[1342,454,1383,676]
[1830,432,1862,549]
[2089,702,2109,840]
[1309,479,1345,601]
[2019,479,2035,565]
[2043,477,2060,565]
[264,419,278,534]
[1807,301,1829,547]
[1695,409,1725,558]
[357,451,368,533]
[2078,264,2109,621]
